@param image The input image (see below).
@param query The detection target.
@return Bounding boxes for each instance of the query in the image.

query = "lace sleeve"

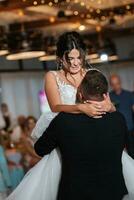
[31,112,58,140]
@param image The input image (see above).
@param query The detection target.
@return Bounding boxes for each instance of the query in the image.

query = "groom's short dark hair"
[76,70,108,102]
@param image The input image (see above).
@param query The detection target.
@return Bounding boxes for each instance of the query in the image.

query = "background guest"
[110,74,134,157]
[11,115,27,143]
[25,116,37,140]
[17,116,40,172]
[0,103,14,132]
[0,135,12,199]
[0,111,6,131]
[4,137,24,190]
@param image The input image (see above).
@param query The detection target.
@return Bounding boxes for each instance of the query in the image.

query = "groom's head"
[76,70,108,102]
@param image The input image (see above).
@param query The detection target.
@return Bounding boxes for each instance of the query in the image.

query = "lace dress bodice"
[53,71,77,105]
[31,71,77,139]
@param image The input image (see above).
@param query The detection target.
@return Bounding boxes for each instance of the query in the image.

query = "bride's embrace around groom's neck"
[35,69,130,200]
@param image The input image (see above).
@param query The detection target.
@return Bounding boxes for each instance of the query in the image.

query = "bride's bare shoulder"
[44,71,57,82]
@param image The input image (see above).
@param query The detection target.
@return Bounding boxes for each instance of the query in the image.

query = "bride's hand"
[86,93,116,114]
[78,102,106,118]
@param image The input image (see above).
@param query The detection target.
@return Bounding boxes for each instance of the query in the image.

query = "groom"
[34,70,128,200]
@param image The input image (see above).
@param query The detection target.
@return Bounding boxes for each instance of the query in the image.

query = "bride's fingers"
[86,102,102,109]
[86,100,100,104]
[92,105,104,111]
[86,101,102,107]
[93,115,103,119]
[103,93,110,101]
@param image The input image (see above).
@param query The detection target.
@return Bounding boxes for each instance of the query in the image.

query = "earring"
[56,61,63,70]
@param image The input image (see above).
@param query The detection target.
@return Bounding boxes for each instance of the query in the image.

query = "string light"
[86,14,91,18]
[101,16,106,20]
[48,2,53,6]
[97,0,102,4]
[74,11,79,16]
[80,14,85,18]
[86,5,90,10]
[96,25,102,32]
[49,16,55,23]
[127,11,132,15]
[89,7,94,12]
[96,9,101,14]
[80,2,85,6]
[33,1,38,5]
[41,0,45,3]
[21,0,134,23]
[18,9,24,16]
[126,5,130,10]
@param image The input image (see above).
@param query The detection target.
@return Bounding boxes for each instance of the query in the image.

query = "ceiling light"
[0,50,9,56]
[90,55,118,64]
[108,55,118,61]
[86,53,99,60]
[100,53,108,61]
[39,55,56,61]
[79,25,86,31]
[6,51,45,60]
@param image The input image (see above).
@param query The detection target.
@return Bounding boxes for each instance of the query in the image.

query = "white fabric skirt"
[6,149,134,200]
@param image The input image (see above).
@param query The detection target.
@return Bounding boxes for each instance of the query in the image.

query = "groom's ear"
[76,91,83,103]
[78,92,83,102]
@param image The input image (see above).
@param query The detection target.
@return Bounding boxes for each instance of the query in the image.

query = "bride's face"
[63,49,82,74]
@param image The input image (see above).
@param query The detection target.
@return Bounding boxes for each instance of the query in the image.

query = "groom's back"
[56,112,126,166]
[54,112,128,199]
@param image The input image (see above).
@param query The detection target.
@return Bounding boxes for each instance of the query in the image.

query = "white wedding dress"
[7,71,134,200]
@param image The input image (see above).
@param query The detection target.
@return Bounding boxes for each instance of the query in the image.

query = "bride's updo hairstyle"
[56,31,87,69]
[76,69,108,102]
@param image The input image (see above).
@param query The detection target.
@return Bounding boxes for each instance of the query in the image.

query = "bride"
[7,32,134,200]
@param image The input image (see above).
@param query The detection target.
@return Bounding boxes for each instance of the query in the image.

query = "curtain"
[0,72,44,119]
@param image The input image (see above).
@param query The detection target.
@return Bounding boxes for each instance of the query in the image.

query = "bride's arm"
[45,72,106,117]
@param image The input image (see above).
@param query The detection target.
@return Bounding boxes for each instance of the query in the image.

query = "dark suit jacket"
[34,112,128,200]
